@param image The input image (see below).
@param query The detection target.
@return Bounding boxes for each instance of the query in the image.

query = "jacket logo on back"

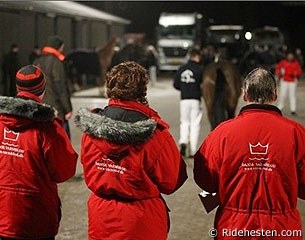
[4,129,19,144]
[249,142,269,156]
[181,69,196,83]
[95,155,127,175]
[0,128,24,158]
[241,142,276,172]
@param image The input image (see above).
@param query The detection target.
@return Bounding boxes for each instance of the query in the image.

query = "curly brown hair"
[106,61,149,105]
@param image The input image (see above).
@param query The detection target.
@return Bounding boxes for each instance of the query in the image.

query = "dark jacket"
[174,60,203,100]
[75,99,187,240]
[2,51,20,96]
[0,91,78,239]
[194,104,305,240]
[34,47,72,119]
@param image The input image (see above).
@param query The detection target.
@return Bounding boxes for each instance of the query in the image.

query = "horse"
[65,36,119,96]
[202,60,243,130]
[96,36,120,94]
[110,42,151,70]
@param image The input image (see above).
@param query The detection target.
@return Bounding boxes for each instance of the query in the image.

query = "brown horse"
[96,36,120,96]
[202,61,242,130]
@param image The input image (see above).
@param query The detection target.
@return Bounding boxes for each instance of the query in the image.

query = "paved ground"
[57,73,305,239]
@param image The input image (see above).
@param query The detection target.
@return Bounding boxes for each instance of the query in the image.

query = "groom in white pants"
[174,48,203,157]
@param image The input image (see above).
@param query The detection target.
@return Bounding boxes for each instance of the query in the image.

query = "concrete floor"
[57,74,305,239]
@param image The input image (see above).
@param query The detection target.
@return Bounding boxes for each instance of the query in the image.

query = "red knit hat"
[16,65,46,96]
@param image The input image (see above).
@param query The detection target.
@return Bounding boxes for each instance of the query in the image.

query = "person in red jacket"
[75,61,187,240]
[275,50,302,115]
[0,65,78,240]
[194,68,305,239]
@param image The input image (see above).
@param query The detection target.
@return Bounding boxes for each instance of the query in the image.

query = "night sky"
[80,1,305,51]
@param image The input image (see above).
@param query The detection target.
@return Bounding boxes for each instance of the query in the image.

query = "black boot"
[180,143,187,157]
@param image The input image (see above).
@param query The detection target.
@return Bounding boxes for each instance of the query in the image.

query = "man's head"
[286,50,295,62]
[34,45,41,54]
[47,35,64,51]
[16,65,46,98]
[189,47,201,63]
[243,68,277,104]
[10,44,19,53]
[106,61,149,105]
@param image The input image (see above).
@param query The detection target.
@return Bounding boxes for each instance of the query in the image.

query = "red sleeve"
[275,60,283,77]
[298,160,305,200]
[44,121,78,183]
[149,130,187,195]
[295,125,305,200]
[193,133,220,193]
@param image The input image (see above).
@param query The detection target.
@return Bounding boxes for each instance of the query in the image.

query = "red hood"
[92,138,131,160]
[75,99,170,160]
[0,92,56,131]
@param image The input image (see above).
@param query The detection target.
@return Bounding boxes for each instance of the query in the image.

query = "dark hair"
[286,48,295,55]
[189,47,201,57]
[10,44,18,50]
[47,35,64,49]
[106,61,149,105]
[243,68,277,104]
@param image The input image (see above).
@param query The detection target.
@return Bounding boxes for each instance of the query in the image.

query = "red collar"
[108,99,169,128]
[42,46,65,61]
[17,91,44,103]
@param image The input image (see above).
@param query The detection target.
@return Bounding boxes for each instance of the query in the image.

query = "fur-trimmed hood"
[74,108,157,145]
[0,95,56,130]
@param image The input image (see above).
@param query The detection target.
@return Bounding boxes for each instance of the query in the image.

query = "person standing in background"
[174,48,203,157]
[275,50,302,115]
[2,44,21,96]
[29,45,41,64]
[34,35,73,138]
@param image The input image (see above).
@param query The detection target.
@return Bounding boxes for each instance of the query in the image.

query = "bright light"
[183,42,189,48]
[245,32,252,40]
[196,13,203,19]
[159,15,195,26]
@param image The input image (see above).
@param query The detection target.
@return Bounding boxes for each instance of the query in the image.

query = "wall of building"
[0,8,127,94]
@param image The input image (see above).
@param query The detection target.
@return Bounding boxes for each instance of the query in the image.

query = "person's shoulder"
[211,117,238,133]
[280,116,305,132]
[177,64,187,72]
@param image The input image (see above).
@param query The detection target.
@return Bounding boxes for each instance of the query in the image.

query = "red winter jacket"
[194,104,305,239]
[275,59,302,82]
[0,92,78,239]
[75,99,187,240]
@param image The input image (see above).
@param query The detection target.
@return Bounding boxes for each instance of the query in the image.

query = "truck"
[205,25,249,64]
[249,26,285,51]
[156,12,204,71]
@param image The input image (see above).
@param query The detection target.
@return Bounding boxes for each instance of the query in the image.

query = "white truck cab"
[156,12,203,71]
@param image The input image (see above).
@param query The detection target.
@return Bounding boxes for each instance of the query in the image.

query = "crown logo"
[249,142,269,155]
[4,129,19,142]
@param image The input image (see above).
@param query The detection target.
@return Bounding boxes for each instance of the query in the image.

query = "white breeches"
[179,99,203,155]
[277,80,297,112]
